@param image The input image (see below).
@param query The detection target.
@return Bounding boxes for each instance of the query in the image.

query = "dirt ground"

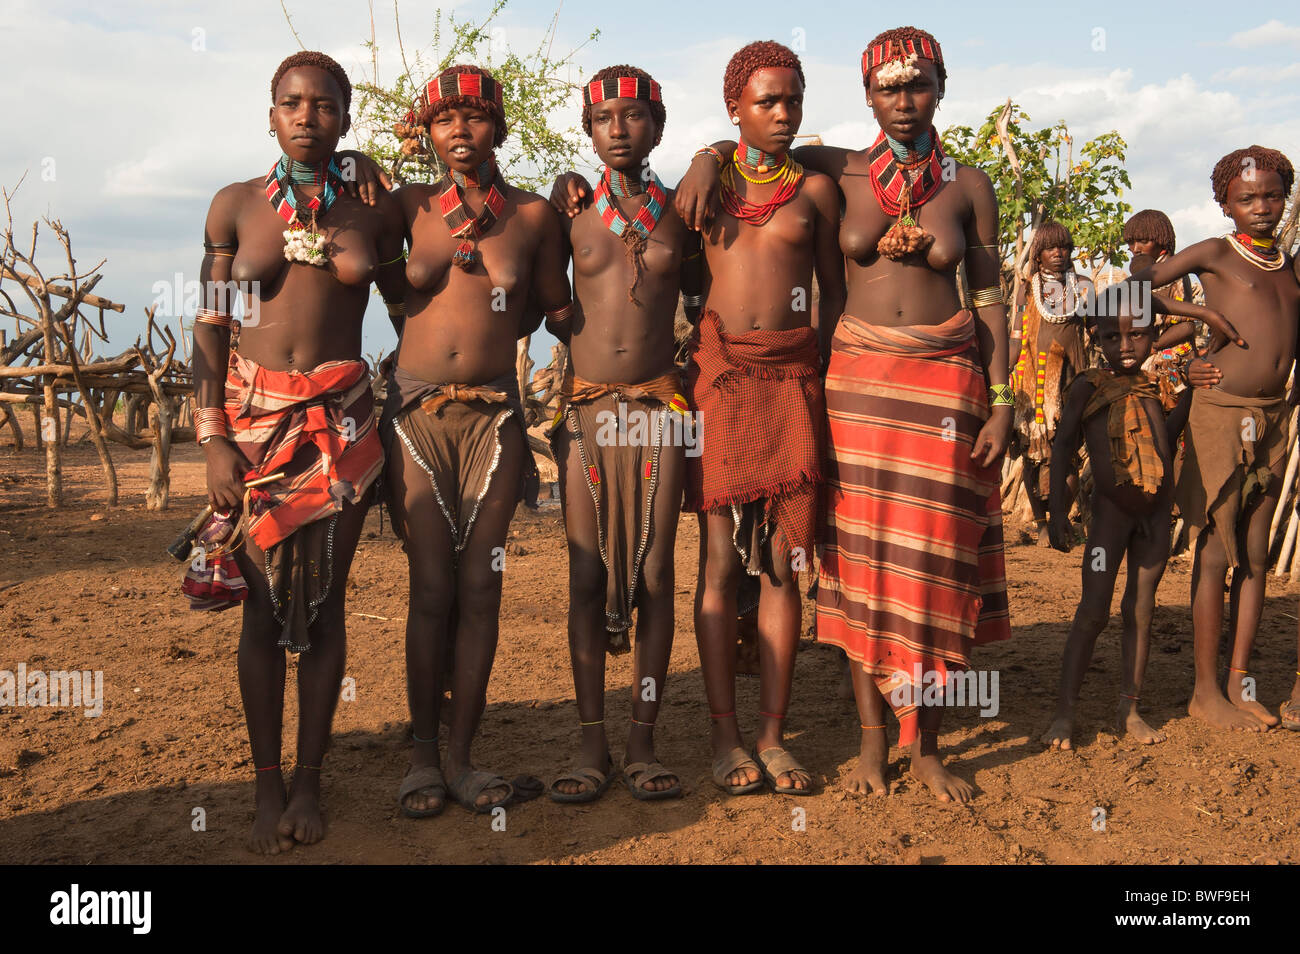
[2,433,1299,866]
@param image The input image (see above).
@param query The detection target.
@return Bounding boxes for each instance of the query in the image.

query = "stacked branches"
[1,180,193,509]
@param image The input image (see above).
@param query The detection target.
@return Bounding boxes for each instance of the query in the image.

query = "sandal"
[397,765,447,819]
[753,745,814,796]
[622,759,682,801]
[446,769,514,815]
[711,746,763,796]
[510,774,545,802]
[1280,700,1300,731]
[547,756,615,804]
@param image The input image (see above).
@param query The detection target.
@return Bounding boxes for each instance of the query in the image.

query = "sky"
[2,0,1298,365]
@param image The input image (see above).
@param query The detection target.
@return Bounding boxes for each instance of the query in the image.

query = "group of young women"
[187,26,1025,854]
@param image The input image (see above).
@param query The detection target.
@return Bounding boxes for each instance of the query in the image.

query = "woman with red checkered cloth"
[191,51,404,854]
[676,27,1012,803]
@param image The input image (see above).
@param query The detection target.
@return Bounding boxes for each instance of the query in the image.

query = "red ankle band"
[709,711,735,720]
[759,711,786,720]
[256,764,280,773]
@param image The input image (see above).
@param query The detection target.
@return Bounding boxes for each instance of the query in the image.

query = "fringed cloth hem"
[381,363,538,562]
[683,309,823,566]
[550,368,688,653]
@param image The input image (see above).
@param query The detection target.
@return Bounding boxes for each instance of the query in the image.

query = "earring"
[268,129,275,137]
[731,116,740,126]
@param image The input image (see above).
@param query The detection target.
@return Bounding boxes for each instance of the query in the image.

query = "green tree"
[287,0,598,192]
[943,100,1132,288]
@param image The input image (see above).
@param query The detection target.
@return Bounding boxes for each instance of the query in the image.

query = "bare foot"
[277,769,324,846]
[1226,673,1280,727]
[1117,703,1165,744]
[247,770,292,856]
[843,725,888,796]
[1188,688,1265,731]
[1036,522,1052,548]
[1040,714,1075,750]
[909,752,973,803]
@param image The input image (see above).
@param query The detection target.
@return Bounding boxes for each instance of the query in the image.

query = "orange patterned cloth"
[181,353,382,652]
[683,310,823,565]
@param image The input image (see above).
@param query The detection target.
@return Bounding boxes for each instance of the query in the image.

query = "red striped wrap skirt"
[815,310,1010,746]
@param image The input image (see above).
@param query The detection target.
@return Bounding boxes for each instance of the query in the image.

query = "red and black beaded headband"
[861,37,944,77]
[583,76,662,107]
[425,70,504,109]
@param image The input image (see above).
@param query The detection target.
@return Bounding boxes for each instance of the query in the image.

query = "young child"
[542,65,692,803]
[1131,145,1295,732]
[1042,281,1194,747]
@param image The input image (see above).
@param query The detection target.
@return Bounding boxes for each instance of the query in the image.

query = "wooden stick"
[0,265,125,311]
[1278,507,1300,577]
[1270,440,1300,551]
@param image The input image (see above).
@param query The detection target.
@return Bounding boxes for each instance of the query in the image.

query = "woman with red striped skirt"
[813,28,1012,802]
[677,27,1012,802]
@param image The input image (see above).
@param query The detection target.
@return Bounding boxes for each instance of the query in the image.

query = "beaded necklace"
[594,166,666,239]
[885,129,932,162]
[265,154,346,266]
[720,150,804,227]
[868,126,946,260]
[606,166,646,198]
[1226,232,1285,271]
[437,154,507,270]
[867,126,944,218]
[592,166,668,304]
[1031,271,1083,324]
[450,158,497,189]
[736,138,782,174]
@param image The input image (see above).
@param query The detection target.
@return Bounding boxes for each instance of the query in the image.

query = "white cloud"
[1227,19,1300,48]
[1212,62,1300,83]
[4,5,1300,362]
[934,62,1300,248]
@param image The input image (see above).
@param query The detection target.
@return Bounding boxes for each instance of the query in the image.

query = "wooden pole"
[56,321,118,505]
[38,299,61,507]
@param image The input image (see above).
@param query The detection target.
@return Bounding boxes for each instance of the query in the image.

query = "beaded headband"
[425,70,504,109]
[583,75,662,107]
[861,36,944,78]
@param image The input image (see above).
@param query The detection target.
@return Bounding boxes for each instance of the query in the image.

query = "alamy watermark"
[593,404,702,457]
[152,275,262,326]
[886,664,1000,717]
[0,664,103,717]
